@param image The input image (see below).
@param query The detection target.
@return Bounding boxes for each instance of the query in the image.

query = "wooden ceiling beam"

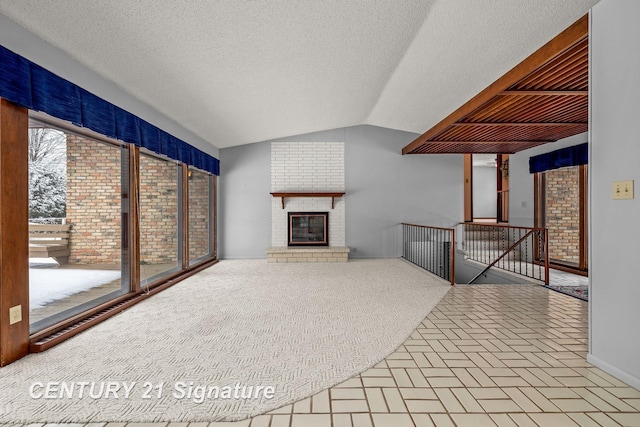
[452,122,586,127]
[424,140,554,144]
[500,90,587,96]
[402,14,588,155]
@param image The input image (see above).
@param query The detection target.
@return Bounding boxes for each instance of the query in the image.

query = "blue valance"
[529,142,588,174]
[0,45,219,175]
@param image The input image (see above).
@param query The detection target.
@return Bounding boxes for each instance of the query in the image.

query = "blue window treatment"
[0,45,219,175]
[529,143,588,174]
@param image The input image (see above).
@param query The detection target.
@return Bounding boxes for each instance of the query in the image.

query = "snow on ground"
[30,260,121,310]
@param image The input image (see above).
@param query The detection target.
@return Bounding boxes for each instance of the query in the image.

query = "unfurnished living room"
[0,0,639,426]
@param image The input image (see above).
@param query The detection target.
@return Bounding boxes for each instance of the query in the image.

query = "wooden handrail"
[401,223,455,232]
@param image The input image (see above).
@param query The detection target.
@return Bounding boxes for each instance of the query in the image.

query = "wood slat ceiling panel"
[434,123,587,143]
[464,95,587,123]
[511,39,588,90]
[413,140,549,154]
[403,15,588,155]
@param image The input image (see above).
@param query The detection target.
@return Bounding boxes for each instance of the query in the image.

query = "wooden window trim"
[0,99,30,366]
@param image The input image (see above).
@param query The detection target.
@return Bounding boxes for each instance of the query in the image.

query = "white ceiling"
[0,0,598,150]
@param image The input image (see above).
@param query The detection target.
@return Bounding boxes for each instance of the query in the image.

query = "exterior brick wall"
[66,134,122,264]
[545,166,580,264]
[139,154,179,265]
[66,135,212,266]
[188,168,211,262]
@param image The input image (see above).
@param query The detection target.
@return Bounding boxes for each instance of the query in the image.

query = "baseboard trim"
[587,353,640,390]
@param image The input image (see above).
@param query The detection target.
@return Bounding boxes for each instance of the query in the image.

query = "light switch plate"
[9,305,22,325]
[613,180,634,200]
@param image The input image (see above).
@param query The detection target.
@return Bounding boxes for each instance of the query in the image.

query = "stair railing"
[401,223,455,285]
[462,222,549,284]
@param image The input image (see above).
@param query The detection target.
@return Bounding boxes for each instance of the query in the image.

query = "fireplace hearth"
[288,212,328,246]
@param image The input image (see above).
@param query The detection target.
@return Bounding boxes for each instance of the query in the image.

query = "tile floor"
[7,284,640,426]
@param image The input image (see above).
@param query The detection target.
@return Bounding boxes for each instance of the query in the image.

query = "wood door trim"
[0,99,30,366]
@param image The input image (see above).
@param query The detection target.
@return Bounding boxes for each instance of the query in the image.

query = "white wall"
[508,132,588,227]
[345,126,462,258]
[0,15,219,158]
[219,125,463,259]
[218,142,271,258]
[588,0,640,389]
[472,166,496,218]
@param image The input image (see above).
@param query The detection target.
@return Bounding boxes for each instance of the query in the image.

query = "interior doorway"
[464,154,509,223]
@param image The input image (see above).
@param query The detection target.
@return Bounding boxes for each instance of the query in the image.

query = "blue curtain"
[0,45,220,175]
[529,143,588,174]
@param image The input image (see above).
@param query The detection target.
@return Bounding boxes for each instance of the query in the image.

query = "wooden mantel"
[270,192,345,209]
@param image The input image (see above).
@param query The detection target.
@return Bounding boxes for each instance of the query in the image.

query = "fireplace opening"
[288,212,329,246]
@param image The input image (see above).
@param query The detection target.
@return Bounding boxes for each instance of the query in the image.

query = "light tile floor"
[7,284,640,426]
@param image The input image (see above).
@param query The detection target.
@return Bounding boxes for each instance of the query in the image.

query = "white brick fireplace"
[268,141,348,262]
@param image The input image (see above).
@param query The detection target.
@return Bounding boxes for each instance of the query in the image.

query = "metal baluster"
[408,224,411,262]
[414,226,417,265]
[407,225,411,263]
[525,234,529,278]
[415,226,418,266]
[416,226,420,267]
[410,226,414,264]
[538,231,542,280]
[439,229,443,279]
[432,228,436,275]
[415,226,419,267]
[420,226,424,270]
[417,226,420,268]
[424,227,427,272]
[429,229,437,274]
[422,227,426,270]
[403,224,406,259]
[472,224,475,261]
[438,230,442,279]
[428,228,432,274]
[411,226,414,264]
[541,231,544,280]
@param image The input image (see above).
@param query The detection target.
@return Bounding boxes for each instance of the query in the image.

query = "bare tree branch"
[28,128,66,169]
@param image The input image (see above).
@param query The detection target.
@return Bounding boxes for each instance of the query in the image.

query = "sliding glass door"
[139,152,182,285]
[28,120,130,333]
[188,167,215,264]
[535,165,588,272]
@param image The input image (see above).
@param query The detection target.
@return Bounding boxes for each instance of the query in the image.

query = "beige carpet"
[0,258,450,423]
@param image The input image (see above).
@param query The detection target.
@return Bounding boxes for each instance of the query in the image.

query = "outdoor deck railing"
[462,222,549,284]
[401,223,455,285]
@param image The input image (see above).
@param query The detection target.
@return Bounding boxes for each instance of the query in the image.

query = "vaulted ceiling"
[0,1,599,150]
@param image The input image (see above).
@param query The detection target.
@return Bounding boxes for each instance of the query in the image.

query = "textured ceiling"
[0,0,599,149]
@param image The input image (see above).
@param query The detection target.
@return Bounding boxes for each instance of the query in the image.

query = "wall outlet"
[9,305,22,325]
[613,180,634,200]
